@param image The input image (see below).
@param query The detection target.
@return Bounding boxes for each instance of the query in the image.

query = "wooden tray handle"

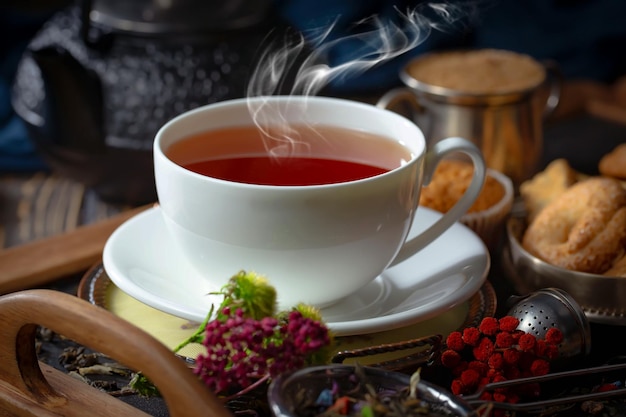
[0,289,232,417]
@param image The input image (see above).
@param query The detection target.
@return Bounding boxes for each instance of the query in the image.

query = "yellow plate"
[78,263,496,364]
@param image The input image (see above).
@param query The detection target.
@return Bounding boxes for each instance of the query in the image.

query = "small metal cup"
[377,49,561,187]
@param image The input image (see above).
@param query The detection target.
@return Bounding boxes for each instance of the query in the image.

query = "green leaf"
[129,372,160,397]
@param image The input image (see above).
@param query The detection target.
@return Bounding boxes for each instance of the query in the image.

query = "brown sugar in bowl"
[419,159,514,251]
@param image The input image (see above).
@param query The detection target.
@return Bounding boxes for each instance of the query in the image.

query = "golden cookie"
[522,177,626,274]
[599,143,626,180]
[519,158,578,222]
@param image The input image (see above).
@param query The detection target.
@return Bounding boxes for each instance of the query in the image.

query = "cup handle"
[542,59,563,119]
[376,87,423,118]
[389,137,486,267]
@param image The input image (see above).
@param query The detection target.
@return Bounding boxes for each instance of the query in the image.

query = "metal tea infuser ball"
[506,287,592,366]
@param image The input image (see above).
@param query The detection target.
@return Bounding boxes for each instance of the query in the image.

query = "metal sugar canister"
[377,48,561,187]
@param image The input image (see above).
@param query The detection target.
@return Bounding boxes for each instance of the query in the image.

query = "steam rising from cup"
[245,2,471,157]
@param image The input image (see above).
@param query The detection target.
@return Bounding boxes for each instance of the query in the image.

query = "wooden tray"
[0,289,231,417]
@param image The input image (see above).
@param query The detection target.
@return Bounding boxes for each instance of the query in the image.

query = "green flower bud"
[218,270,277,320]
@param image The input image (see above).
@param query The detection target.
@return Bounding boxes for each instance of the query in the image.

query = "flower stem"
[222,374,271,402]
[172,305,214,354]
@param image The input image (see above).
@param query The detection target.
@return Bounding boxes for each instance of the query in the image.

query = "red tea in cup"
[165,124,411,185]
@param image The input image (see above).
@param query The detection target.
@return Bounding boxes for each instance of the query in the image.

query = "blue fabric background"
[277,0,626,93]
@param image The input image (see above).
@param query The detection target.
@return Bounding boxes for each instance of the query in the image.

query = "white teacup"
[154,96,485,309]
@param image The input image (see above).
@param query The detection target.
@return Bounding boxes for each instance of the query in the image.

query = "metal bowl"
[502,215,626,325]
[267,364,474,417]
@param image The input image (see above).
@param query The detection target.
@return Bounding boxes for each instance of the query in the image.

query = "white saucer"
[103,206,489,336]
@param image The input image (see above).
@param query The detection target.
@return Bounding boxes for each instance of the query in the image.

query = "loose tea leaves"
[295,365,462,417]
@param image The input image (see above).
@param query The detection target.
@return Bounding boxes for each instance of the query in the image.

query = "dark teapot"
[12,0,280,205]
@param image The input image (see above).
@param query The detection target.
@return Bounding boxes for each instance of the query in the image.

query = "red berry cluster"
[194,306,330,397]
[440,316,563,405]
